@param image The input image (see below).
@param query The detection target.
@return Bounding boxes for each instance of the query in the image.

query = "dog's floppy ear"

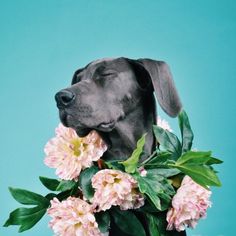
[129,58,182,117]
[138,59,182,117]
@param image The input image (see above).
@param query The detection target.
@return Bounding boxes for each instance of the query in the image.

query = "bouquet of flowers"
[4,110,222,235]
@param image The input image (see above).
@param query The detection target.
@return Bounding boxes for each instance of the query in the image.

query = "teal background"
[0,0,235,235]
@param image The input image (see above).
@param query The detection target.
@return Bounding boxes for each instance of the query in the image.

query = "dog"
[55,57,182,160]
[55,57,185,236]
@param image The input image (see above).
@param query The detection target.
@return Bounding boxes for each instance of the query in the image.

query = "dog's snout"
[55,90,75,108]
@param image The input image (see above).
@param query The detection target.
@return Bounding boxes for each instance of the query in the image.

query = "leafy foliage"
[175,151,213,165]
[143,110,222,189]
[4,109,222,235]
[4,206,46,232]
[153,125,182,160]
[170,150,222,188]
[8,187,49,207]
[95,211,110,233]
[78,166,99,200]
[178,109,194,153]
[39,176,78,192]
[143,151,172,168]
[120,134,146,173]
[146,213,161,236]
[4,188,50,232]
[105,160,125,171]
[144,168,180,178]
[146,213,173,236]
[135,170,175,211]
[39,176,60,191]
[110,208,146,236]
[56,180,77,192]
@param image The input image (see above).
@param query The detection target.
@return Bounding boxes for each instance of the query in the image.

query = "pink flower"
[157,116,172,132]
[91,169,144,211]
[47,197,107,236]
[166,176,212,232]
[44,124,107,180]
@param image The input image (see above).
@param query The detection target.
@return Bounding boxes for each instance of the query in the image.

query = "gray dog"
[55,57,186,236]
[55,57,182,160]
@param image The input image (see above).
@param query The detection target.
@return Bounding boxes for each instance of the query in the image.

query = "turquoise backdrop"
[1,1,235,235]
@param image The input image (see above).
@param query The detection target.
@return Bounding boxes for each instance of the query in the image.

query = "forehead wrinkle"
[86,59,116,77]
[78,58,132,81]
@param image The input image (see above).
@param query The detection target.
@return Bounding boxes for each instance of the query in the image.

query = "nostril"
[55,90,75,107]
[61,93,74,104]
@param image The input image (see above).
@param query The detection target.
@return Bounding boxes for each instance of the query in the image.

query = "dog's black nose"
[55,90,75,108]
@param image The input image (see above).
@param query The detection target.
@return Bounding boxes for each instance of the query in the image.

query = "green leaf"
[95,211,110,233]
[146,213,173,236]
[173,151,222,188]
[206,157,223,165]
[3,206,46,232]
[178,110,194,152]
[78,166,99,200]
[143,152,172,168]
[174,164,222,188]
[136,177,160,210]
[120,134,146,173]
[56,190,72,202]
[39,176,78,192]
[176,151,212,165]
[137,199,160,213]
[8,187,49,207]
[39,176,60,191]
[153,125,182,160]
[135,170,175,211]
[45,193,57,201]
[111,208,146,236]
[56,180,77,191]
[146,213,160,236]
[105,160,125,171]
[146,168,180,178]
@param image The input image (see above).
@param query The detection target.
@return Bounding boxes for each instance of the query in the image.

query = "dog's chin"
[74,120,116,137]
[75,128,91,137]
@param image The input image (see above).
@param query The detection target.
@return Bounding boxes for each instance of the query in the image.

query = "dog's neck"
[100,94,156,161]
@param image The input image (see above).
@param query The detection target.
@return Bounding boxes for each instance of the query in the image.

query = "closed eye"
[99,68,116,75]
[100,72,116,77]
[94,71,117,86]
[101,72,112,76]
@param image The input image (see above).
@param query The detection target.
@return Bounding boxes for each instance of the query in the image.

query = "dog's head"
[55,57,182,137]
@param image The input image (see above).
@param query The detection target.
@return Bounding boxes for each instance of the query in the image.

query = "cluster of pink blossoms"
[47,197,108,236]
[91,169,145,211]
[44,121,212,235]
[44,124,144,236]
[47,169,144,236]
[44,123,107,180]
[166,175,212,232]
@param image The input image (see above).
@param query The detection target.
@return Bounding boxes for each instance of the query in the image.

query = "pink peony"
[166,175,212,232]
[157,116,172,132]
[44,123,107,180]
[47,197,107,236]
[91,169,144,211]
